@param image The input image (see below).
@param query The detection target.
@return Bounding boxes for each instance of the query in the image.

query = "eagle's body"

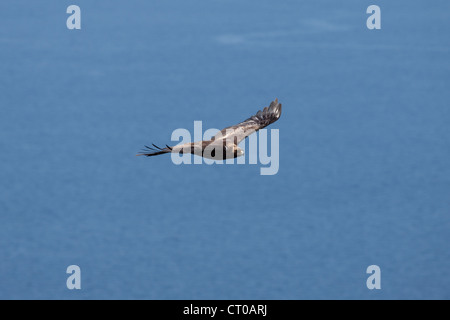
[138,99,282,160]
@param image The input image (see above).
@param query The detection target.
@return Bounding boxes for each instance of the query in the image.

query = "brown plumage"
[137,99,282,160]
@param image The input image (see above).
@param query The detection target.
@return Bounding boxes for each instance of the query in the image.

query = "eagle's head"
[233,146,244,158]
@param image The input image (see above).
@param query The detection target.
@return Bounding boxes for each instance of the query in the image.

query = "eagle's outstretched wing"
[137,144,173,157]
[212,99,282,145]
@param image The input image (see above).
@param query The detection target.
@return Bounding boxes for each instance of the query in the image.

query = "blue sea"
[0,0,449,299]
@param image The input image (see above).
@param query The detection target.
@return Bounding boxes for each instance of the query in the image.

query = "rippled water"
[0,0,449,299]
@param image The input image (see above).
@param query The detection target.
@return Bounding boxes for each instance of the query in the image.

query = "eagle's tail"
[136,144,172,157]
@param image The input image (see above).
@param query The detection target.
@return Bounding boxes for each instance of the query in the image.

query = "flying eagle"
[138,99,282,160]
